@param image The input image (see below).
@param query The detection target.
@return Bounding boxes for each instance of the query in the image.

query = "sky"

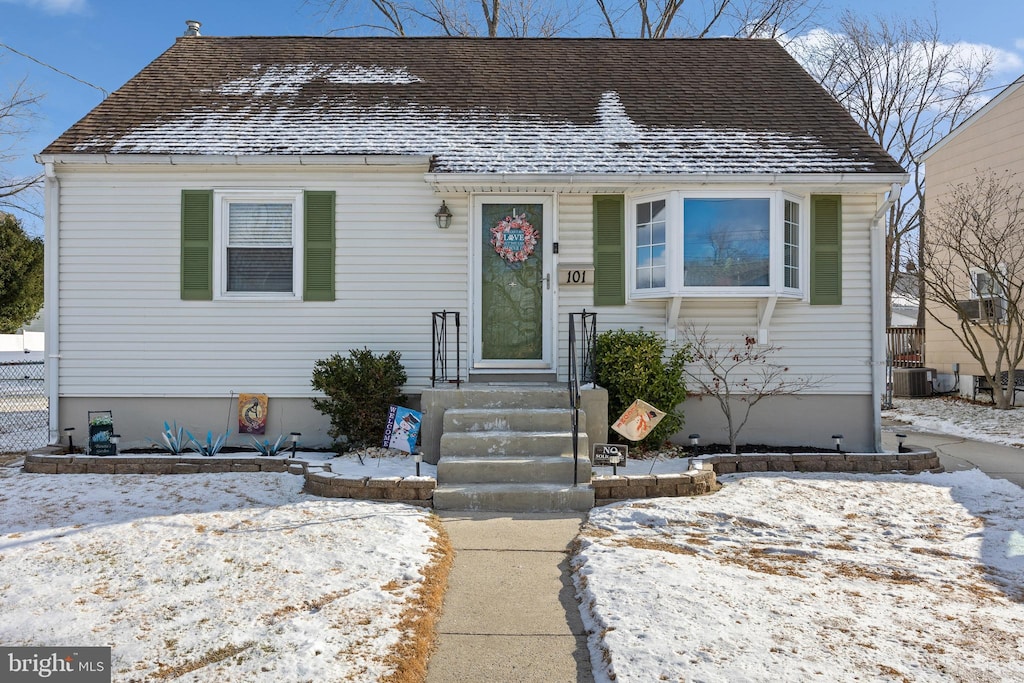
[2,0,1023,236]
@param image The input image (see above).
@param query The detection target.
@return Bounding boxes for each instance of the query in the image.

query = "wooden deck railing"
[887,327,925,368]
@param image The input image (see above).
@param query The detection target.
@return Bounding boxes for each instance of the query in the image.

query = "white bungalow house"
[38,30,905,505]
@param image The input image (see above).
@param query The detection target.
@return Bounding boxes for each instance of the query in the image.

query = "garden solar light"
[833,434,844,452]
[896,433,907,453]
[63,427,75,453]
[289,432,301,459]
[689,433,700,446]
[414,453,422,477]
[610,453,621,475]
[110,434,120,455]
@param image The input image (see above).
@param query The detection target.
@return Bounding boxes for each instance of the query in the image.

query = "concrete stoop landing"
[431,386,598,512]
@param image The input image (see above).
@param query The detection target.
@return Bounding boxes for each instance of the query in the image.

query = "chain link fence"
[0,360,48,454]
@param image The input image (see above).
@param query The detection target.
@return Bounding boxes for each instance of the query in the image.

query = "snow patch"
[218,63,422,95]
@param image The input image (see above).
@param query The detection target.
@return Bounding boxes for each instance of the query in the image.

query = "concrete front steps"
[433,396,595,512]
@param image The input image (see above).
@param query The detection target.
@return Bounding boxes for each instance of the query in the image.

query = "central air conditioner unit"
[958,298,1005,322]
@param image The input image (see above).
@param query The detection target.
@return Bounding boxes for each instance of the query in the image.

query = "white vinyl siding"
[55,164,878,399]
[54,164,467,397]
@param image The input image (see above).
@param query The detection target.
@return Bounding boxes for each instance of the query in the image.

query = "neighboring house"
[920,73,1024,396]
[890,271,921,328]
[38,31,906,453]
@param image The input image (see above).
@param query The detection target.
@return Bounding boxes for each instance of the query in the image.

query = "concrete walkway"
[426,512,594,683]
[882,425,1024,487]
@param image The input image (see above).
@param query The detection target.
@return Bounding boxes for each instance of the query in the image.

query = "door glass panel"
[481,203,544,360]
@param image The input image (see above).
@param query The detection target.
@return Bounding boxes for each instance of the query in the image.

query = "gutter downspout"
[40,159,60,446]
[871,182,902,452]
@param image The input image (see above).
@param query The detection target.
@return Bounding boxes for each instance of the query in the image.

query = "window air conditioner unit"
[958,298,1005,322]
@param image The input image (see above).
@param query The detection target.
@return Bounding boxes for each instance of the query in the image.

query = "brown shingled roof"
[43,36,905,176]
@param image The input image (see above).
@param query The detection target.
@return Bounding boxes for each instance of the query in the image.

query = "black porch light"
[434,200,452,229]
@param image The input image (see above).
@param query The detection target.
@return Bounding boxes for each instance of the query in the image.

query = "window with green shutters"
[179,189,336,301]
[810,195,842,305]
[593,195,625,306]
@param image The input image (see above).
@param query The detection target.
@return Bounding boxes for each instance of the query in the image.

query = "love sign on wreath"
[490,213,539,264]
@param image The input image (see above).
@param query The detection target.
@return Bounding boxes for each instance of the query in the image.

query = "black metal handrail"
[568,310,597,486]
[431,311,462,388]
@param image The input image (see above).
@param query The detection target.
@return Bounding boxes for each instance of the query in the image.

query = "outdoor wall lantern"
[414,453,422,477]
[832,434,844,452]
[109,434,120,455]
[434,200,452,229]
[63,426,75,454]
[289,432,301,459]
[896,433,908,453]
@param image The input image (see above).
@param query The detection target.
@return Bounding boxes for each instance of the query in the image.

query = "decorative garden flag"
[238,393,268,434]
[383,405,422,454]
[611,399,666,442]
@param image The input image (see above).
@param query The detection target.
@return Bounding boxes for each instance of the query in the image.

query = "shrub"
[594,329,691,449]
[311,348,408,450]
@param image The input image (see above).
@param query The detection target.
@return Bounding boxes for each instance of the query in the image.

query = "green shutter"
[593,195,625,306]
[810,195,842,305]
[303,190,336,301]
[180,190,213,300]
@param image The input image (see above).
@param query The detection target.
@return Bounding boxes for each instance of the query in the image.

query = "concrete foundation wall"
[672,394,876,453]
[58,396,351,451]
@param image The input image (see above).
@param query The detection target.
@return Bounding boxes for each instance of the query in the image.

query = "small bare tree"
[682,325,824,453]
[921,171,1024,410]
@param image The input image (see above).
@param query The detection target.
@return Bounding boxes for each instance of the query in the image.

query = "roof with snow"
[43,36,905,176]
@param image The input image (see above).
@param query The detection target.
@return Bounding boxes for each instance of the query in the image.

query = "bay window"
[628,191,805,298]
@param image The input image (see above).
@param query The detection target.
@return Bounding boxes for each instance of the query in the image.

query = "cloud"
[954,40,1024,77]
[0,0,88,14]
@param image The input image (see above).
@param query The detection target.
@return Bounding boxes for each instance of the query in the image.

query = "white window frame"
[213,189,304,300]
[627,190,806,300]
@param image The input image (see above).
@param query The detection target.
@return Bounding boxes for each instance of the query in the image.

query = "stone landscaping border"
[695,448,940,475]
[23,453,292,474]
[22,447,940,509]
[303,471,435,507]
[592,469,719,506]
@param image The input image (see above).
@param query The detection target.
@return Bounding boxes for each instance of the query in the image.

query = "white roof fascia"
[34,154,433,167]
[921,74,1024,162]
[425,172,910,190]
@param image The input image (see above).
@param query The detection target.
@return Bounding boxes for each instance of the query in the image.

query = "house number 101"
[559,265,595,286]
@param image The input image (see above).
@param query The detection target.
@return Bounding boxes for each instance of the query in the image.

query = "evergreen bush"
[311,348,408,450]
[594,329,691,449]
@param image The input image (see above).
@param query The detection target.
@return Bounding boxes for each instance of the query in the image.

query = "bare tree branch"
[682,325,827,453]
[0,74,43,217]
[789,11,993,326]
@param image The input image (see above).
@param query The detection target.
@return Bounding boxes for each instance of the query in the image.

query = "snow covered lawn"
[0,468,448,682]
[574,470,1024,683]
[887,397,1024,448]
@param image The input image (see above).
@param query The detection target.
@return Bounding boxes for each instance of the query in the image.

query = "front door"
[473,197,554,370]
